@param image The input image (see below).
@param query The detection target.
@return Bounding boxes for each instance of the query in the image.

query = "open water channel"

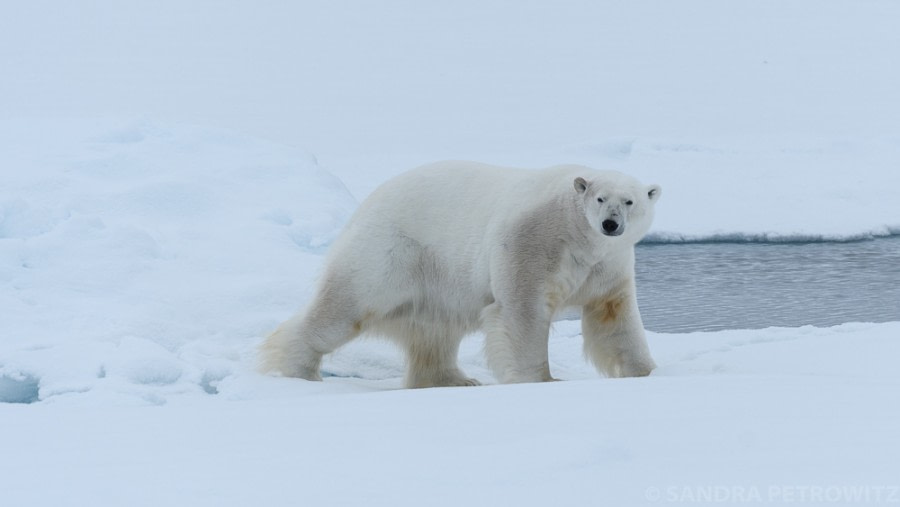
[634,236,900,333]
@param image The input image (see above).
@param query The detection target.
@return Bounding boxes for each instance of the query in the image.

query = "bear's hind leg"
[402,326,479,388]
[260,283,364,381]
[259,314,324,380]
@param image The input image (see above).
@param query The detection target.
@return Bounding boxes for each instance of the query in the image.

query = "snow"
[2,1,900,505]
[4,324,900,505]
[0,118,356,406]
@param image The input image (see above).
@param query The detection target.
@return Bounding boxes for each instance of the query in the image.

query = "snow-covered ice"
[2,1,900,505]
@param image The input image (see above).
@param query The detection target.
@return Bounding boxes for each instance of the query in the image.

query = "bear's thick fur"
[261,161,661,387]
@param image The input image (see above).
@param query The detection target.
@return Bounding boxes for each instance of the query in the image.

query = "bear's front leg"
[481,300,555,384]
[483,219,566,383]
[582,278,656,378]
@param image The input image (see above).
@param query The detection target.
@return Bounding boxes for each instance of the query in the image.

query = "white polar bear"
[261,161,661,387]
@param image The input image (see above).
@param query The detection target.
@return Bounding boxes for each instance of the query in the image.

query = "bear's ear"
[647,184,662,201]
[574,177,588,193]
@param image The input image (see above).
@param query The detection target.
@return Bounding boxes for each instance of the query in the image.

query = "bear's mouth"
[602,219,622,236]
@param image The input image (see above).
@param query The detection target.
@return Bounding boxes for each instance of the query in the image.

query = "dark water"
[634,236,900,333]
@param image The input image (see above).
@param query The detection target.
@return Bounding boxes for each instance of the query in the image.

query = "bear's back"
[349,162,548,243]
[326,161,607,273]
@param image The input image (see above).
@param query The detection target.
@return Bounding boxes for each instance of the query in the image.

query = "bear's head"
[574,171,661,242]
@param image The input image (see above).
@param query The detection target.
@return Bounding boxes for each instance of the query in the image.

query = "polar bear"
[261,161,661,387]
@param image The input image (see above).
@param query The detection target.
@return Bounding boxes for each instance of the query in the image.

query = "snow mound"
[0,118,357,404]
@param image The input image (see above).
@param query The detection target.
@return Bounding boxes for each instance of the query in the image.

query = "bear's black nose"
[602,219,620,234]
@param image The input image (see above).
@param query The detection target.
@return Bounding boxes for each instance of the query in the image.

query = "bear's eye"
[597,197,604,203]
[625,200,634,206]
